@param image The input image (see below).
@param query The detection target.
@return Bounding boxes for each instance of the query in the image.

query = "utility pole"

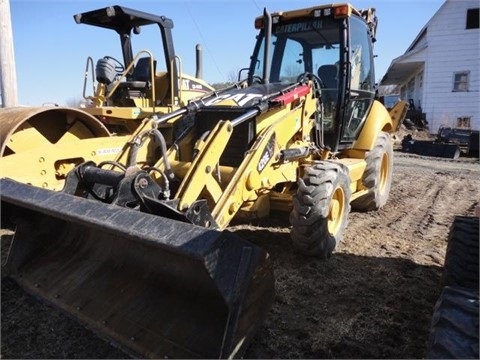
[0,0,18,107]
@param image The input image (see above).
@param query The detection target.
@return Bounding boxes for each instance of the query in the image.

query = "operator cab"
[74,5,180,110]
[249,4,377,152]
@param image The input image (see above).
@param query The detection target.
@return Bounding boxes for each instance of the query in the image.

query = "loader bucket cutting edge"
[1,178,274,359]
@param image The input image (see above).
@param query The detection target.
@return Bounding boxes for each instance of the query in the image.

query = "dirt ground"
[1,149,479,359]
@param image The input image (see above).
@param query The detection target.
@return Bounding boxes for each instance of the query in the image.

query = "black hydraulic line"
[231,82,307,127]
[231,108,263,128]
[145,83,225,128]
[152,107,189,125]
[279,147,310,161]
[151,82,245,126]
[150,128,174,179]
[97,161,127,172]
[128,128,174,180]
[142,166,170,199]
[80,164,125,187]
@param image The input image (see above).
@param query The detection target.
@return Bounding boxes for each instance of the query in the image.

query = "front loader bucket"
[1,178,274,359]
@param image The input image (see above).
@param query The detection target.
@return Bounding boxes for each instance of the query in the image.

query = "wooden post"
[0,0,18,107]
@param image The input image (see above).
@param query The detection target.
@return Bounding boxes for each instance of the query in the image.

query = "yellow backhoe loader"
[0,5,214,190]
[1,3,407,358]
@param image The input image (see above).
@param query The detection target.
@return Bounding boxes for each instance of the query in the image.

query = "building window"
[453,71,469,91]
[456,116,471,128]
[466,8,479,29]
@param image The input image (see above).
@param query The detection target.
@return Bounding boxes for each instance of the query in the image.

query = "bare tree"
[65,97,82,107]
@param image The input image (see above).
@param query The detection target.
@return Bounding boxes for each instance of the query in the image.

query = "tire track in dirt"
[388,155,479,265]
[342,155,479,267]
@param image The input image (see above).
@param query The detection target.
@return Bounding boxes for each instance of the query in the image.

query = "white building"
[380,0,479,133]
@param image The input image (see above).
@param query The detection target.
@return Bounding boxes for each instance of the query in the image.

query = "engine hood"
[203,82,292,108]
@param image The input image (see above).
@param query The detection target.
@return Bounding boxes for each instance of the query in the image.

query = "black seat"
[110,57,157,105]
[317,65,339,138]
[317,64,338,89]
[126,57,156,89]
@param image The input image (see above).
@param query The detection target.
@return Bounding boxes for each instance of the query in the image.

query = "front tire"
[351,131,393,211]
[290,161,351,258]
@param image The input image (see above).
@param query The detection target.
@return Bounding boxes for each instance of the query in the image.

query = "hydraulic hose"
[128,128,174,180]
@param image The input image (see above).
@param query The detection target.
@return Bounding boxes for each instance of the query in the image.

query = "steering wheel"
[251,75,263,85]
[297,72,325,89]
[104,56,125,73]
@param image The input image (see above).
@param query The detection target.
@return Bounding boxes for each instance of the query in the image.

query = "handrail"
[82,56,95,100]
[175,55,182,107]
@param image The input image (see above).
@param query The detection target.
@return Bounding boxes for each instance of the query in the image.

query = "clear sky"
[9,0,446,106]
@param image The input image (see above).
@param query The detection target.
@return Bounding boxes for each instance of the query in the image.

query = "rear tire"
[442,216,479,289]
[426,286,479,359]
[425,216,479,359]
[351,131,393,211]
[289,161,351,258]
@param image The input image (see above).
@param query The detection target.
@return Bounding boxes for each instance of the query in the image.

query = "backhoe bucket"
[1,178,274,359]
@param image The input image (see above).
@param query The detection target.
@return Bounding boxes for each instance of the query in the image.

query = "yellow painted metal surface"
[0,107,127,190]
[353,100,393,151]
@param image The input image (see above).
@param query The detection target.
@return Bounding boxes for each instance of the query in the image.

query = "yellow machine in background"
[1,3,407,359]
[74,5,214,134]
[0,5,214,190]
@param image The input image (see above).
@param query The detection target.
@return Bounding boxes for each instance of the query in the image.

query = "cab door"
[338,15,376,148]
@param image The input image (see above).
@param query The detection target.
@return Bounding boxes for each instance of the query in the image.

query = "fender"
[353,100,393,151]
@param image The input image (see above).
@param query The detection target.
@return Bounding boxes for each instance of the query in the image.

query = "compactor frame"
[0,5,214,190]
[75,5,214,134]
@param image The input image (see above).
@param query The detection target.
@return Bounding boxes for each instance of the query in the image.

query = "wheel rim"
[379,152,390,195]
[328,186,345,236]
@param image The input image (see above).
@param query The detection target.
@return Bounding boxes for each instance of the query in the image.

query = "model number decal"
[96,147,122,156]
[257,134,276,172]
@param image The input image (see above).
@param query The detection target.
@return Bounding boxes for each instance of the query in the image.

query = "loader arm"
[212,88,317,229]
[175,120,234,216]
[165,84,317,230]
